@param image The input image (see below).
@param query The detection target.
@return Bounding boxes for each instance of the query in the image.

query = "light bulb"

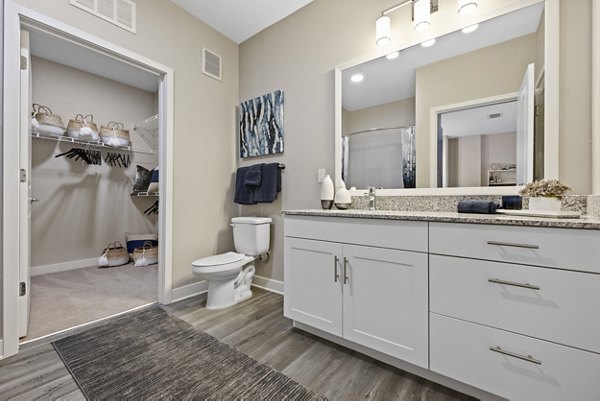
[350,74,364,83]
[421,38,436,47]
[461,24,479,33]
[386,51,400,60]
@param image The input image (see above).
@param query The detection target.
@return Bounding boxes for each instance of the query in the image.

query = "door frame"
[430,91,519,188]
[2,2,175,359]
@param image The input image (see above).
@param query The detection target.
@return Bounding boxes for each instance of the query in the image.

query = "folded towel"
[234,166,256,205]
[457,200,498,214]
[244,163,263,187]
[254,163,281,203]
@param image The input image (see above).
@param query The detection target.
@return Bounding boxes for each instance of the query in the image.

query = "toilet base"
[205,265,255,310]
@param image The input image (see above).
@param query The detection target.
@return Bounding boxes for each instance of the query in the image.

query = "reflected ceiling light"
[375,15,391,46]
[350,74,364,83]
[461,23,479,33]
[458,0,478,15]
[386,51,400,60]
[421,38,436,47]
[375,0,439,47]
[413,0,431,32]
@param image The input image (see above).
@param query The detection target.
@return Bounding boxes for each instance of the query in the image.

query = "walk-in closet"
[19,25,162,342]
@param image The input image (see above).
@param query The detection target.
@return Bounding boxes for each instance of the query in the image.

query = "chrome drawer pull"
[334,255,339,283]
[489,346,542,365]
[488,278,541,291]
[343,257,349,284]
[487,240,539,250]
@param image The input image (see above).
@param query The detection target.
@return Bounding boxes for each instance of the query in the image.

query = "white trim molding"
[252,275,284,295]
[171,281,209,303]
[31,257,98,276]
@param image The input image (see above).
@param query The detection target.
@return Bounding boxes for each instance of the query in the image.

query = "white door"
[284,237,343,336]
[516,63,535,185]
[342,244,429,368]
[18,29,32,338]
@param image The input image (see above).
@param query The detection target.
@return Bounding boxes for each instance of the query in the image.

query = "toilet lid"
[192,252,245,267]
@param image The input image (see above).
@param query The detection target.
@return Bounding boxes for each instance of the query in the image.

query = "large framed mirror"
[335,0,559,195]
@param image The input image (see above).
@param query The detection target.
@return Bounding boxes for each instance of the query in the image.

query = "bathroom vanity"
[283,210,600,401]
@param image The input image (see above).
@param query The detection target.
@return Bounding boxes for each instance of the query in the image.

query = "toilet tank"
[231,217,272,256]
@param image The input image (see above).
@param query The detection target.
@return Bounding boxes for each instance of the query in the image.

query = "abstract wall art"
[239,90,284,158]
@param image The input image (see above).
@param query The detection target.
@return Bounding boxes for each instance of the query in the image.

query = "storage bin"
[100,121,130,147]
[67,114,99,141]
[31,104,66,137]
[132,241,159,266]
[97,241,130,267]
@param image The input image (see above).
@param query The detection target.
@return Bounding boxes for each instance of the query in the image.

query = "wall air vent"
[488,113,503,119]
[202,48,222,81]
[70,0,136,34]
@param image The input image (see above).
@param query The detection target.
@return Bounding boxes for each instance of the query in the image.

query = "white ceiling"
[171,0,314,44]
[441,101,518,138]
[29,28,160,92]
[342,3,544,112]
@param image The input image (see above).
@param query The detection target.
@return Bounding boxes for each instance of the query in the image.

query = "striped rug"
[53,307,326,400]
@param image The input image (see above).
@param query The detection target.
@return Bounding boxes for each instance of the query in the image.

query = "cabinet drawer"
[284,216,427,252]
[429,222,600,273]
[430,255,600,353]
[430,314,600,401]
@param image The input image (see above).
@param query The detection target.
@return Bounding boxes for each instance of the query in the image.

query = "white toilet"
[192,217,272,310]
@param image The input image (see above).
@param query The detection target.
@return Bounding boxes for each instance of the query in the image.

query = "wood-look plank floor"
[0,289,475,400]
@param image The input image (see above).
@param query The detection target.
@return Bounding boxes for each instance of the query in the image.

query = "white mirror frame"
[335,0,560,196]
[593,1,600,195]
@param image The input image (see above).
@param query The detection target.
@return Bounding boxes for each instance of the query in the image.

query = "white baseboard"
[31,257,98,276]
[171,281,208,303]
[252,275,284,295]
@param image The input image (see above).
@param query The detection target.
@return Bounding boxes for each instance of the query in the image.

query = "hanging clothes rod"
[344,126,414,137]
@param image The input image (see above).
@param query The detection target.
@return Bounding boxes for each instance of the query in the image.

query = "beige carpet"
[23,263,157,342]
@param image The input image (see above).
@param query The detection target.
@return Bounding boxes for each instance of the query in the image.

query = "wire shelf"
[32,132,156,155]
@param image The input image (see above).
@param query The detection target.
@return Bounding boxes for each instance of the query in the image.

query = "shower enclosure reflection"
[342,126,416,189]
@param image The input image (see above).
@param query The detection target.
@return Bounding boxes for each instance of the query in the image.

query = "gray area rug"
[53,307,326,400]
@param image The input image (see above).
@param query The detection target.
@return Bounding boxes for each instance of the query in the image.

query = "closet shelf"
[32,132,156,155]
[131,191,159,197]
[133,114,159,150]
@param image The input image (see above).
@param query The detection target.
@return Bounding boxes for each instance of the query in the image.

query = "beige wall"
[14,0,240,287]
[415,33,537,187]
[559,0,592,193]
[345,97,416,134]
[30,56,157,266]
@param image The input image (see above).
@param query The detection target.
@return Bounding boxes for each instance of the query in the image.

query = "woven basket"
[132,241,159,266]
[32,104,65,128]
[67,114,99,141]
[98,241,130,267]
[100,121,130,146]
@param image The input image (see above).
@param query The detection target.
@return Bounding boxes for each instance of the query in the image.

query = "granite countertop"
[282,209,600,230]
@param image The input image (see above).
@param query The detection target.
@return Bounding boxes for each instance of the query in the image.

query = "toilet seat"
[193,252,245,266]
[192,252,254,274]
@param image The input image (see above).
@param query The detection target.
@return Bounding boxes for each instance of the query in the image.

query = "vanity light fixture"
[420,38,436,47]
[375,0,438,47]
[386,51,400,60]
[350,73,364,83]
[413,0,431,32]
[458,0,478,15]
[461,23,479,33]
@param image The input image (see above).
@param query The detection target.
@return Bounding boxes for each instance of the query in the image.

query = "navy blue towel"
[244,163,263,187]
[254,163,281,203]
[234,166,256,205]
[457,200,498,214]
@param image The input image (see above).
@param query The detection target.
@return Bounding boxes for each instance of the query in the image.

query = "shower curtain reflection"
[342,126,415,190]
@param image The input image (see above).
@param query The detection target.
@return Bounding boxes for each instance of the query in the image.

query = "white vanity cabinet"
[429,222,600,401]
[284,216,429,368]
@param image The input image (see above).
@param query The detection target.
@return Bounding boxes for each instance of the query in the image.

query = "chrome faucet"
[365,187,377,210]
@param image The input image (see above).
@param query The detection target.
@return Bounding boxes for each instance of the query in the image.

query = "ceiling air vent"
[488,113,503,119]
[202,48,222,81]
[70,0,136,33]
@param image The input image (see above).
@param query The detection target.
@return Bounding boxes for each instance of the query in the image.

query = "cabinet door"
[284,237,343,336]
[342,245,428,368]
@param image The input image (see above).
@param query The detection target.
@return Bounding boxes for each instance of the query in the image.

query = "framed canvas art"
[239,90,284,158]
